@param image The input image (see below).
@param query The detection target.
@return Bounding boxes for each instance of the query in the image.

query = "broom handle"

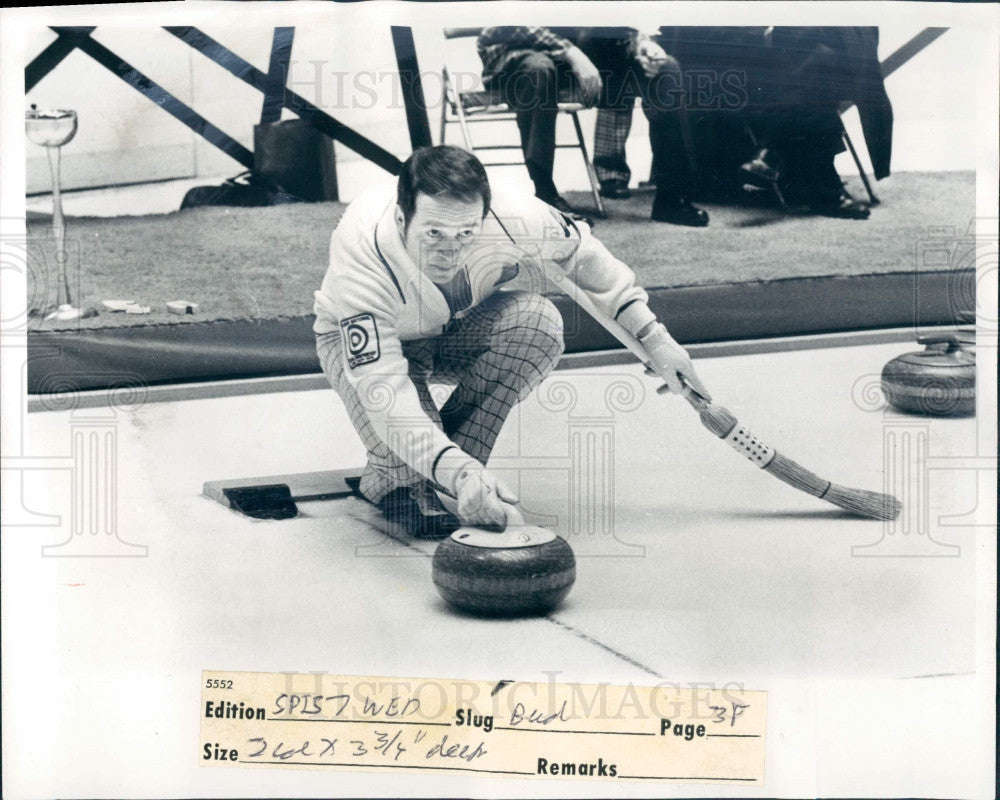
[540,270,704,402]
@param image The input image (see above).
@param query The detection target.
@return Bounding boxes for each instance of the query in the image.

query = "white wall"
[24,4,985,201]
[26,28,199,191]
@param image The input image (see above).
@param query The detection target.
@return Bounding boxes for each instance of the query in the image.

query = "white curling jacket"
[313,182,649,483]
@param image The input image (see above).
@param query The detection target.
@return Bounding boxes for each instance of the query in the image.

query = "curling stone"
[881,333,975,417]
[432,510,575,617]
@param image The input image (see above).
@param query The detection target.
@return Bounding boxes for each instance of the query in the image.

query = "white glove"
[453,462,520,528]
[639,322,712,400]
[434,448,520,528]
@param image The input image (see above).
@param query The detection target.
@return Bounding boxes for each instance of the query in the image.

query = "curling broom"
[543,271,902,521]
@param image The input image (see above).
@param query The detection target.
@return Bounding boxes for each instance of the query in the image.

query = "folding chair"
[839,117,879,205]
[439,27,606,218]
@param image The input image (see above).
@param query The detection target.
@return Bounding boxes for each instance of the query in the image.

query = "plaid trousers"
[593,107,634,185]
[317,291,565,505]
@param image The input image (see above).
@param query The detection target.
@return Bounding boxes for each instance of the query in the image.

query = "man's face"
[396,192,484,284]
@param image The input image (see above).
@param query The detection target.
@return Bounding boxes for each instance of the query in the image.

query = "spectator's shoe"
[810,189,870,220]
[540,194,593,227]
[739,148,782,188]
[651,196,709,227]
[375,486,461,540]
[599,179,632,199]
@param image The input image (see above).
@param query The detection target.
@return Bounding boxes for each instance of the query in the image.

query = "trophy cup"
[25,105,97,320]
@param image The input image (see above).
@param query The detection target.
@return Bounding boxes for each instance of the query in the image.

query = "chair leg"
[442,66,476,152]
[841,123,879,205]
[454,101,475,152]
[439,80,449,145]
[570,111,606,218]
[771,182,788,208]
[742,123,787,209]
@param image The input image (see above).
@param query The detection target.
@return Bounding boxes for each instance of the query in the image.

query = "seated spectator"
[477,26,709,226]
[739,26,892,219]
[656,26,772,201]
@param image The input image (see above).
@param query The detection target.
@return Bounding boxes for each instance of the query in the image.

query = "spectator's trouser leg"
[593,108,634,185]
[641,55,698,199]
[493,52,561,200]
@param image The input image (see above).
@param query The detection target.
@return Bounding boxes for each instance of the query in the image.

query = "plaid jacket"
[478,26,650,86]
[477,26,576,85]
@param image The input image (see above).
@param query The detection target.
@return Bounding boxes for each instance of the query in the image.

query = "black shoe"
[810,189,870,220]
[376,487,461,539]
[599,179,631,199]
[739,148,782,188]
[651,196,709,227]
[540,194,593,227]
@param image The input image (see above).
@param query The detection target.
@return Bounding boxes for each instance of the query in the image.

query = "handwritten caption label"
[200,671,766,784]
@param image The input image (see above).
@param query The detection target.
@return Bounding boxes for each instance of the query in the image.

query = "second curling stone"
[881,333,975,417]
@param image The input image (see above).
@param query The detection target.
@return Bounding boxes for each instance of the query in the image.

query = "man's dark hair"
[397,145,491,230]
